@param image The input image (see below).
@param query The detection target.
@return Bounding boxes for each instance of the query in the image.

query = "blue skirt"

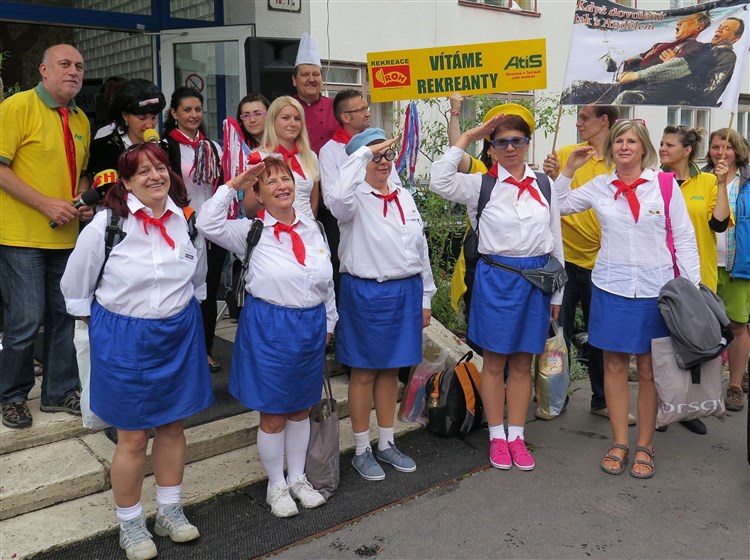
[89,299,213,430]
[336,274,422,369]
[589,285,669,354]
[469,255,551,355]
[230,295,326,414]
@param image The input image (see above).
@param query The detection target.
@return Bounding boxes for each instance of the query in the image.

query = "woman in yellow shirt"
[658,125,730,436]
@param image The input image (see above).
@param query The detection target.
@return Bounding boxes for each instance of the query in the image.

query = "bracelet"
[449,110,461,116]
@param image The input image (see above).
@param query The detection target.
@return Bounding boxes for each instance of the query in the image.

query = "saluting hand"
[463,114,505,144]
[227,162,266,192]
[368,136,400,157]
[561,145,594,178]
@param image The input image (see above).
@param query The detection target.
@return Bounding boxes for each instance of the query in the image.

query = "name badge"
[179,243,197,262]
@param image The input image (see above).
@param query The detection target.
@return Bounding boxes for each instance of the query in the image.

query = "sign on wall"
[268,0,301,13]
[367,39,547,103]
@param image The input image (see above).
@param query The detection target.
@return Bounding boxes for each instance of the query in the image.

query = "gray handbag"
[480,254,567,294]
[305,362,340,499]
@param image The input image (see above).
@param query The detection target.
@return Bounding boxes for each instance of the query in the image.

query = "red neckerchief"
[612,178,648,223]
[276,144,306,179]
[57,107,77,198]
[331,127,352,144]
[132,208,175,249]
[168,128,205,150]
[273,220,306,266]
[503,176,546,207]
[371,190,406,224]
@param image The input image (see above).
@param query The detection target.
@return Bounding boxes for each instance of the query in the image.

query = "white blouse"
[430,146,564,304]
[61,194,207,319]
[197,184,337,332]
[327,146,436,309]
[555,167,701,298]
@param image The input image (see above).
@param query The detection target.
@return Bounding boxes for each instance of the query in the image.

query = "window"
[459,0,538,14]
[668,107,710,159]
[323,66,362,86]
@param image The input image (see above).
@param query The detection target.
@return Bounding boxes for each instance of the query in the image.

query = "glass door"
[160,25,255,139]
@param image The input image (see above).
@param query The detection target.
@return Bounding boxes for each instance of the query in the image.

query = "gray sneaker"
[119,516,157,560]
[154,503,200,542]
[351,447,385,481]
[376,442,416,472]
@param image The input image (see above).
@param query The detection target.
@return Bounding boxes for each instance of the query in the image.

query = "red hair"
[102,143,189,217]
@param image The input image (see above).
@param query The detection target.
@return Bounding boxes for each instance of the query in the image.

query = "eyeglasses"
[615,118,646,125]
[240,111,267,120]
[372,149,396,163]
[342,106,370,115]
[491,136,530,149]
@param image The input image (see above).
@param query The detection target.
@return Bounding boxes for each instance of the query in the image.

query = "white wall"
[310,0,749,167]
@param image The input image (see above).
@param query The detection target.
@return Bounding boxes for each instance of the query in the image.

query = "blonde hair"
[604,120,658,170]
[261,96,319,180]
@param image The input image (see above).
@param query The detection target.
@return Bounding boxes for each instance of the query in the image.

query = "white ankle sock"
[489,423,507,441]
[507,425,524,442]
[116,502,143,526]
[257,428,286,488]
[377,426,395,452]
[284,418,310,483]
[353,430,370,456]
[155,484,181,515]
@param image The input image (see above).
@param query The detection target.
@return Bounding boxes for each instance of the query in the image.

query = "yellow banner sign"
[367,39,547,103]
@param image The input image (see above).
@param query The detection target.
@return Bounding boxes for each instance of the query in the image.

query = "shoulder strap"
[658,172,679,278]
[534,172,552,205]
[476,174,495,234]
[97,209,126,287]
[234,217,264,308]
[182,206,198,245]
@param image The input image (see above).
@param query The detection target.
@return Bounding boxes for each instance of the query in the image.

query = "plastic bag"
[534,320,570,420]
[74,320,108,430]
[398,337,448,425]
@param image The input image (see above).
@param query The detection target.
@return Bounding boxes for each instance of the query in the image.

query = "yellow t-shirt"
[557,142,612,270]
[666,164,732,292]
[0,83,91,249]
[450,156,488,312]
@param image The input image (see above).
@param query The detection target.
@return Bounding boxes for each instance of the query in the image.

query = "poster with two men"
[561,0,750,110]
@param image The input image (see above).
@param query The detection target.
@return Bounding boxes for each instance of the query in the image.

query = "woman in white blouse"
[258,96,320,220]
[61,143,211,559]
[197,157,336,518]
[328,128,435,482]
[430,105,564,474]
[557,119,700,479]
[163,87,226,374]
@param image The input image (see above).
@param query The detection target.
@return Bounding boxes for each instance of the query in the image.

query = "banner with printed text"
[367,39,547,103]
[560,0,750,111]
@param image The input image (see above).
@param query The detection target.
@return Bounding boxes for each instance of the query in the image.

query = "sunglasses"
[491,136,530,149]
[372,149,396,163]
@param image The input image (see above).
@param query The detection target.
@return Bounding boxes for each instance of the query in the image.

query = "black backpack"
[425,351,483,437]
[462,172,552,353]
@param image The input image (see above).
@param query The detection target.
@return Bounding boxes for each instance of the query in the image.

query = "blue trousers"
[0,246,78,404]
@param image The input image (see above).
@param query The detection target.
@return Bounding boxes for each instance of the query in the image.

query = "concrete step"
[0,376,353,521]
[0,409,420,560]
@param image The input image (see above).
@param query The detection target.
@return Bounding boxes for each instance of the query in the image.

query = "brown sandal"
[629,446,655,479]
[600,443,629,475]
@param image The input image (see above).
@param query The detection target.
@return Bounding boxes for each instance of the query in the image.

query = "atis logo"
[504,54,543,70]
[372,65,410,88]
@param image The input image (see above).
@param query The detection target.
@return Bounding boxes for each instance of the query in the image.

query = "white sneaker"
[288,475,326,508]
[266,481,299,518]
[119,516,157,560]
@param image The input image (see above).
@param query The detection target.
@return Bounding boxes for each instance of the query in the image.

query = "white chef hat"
[295,32,322,67]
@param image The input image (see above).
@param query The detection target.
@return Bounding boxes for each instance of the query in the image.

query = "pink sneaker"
[508,437,535,471]
[489,438,511,470]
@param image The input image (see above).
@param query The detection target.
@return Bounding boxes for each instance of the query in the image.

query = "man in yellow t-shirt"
[543,105,635,425]
[0,44,93,429]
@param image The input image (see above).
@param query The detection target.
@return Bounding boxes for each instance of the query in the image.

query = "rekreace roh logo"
[504,54,543,70]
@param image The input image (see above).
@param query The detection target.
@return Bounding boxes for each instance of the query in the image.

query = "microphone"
[49,188,100,229]
[91,168,119,198]
[143,128,160,143]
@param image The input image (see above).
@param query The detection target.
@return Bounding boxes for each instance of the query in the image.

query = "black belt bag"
[480,254,567,294]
